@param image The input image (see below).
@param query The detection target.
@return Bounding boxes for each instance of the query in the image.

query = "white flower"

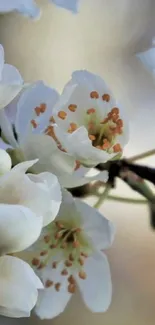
[0,44,23,110]
[0,80,107,188]
[0,0,40,19]
[28,190,115,319]
[0,149,12,174]
[0,159,62,228]
[53,70,129,168]
[50,0,79,13]
[0,158,62,317]
[0,203,44,317]
[137,47,155,75]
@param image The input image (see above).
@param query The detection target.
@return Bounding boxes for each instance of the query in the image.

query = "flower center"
[31,220,92,294]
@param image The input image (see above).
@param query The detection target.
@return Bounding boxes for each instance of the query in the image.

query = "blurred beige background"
[0,0,155,324]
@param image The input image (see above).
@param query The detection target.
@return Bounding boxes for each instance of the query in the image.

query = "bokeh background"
[0,0,155,324]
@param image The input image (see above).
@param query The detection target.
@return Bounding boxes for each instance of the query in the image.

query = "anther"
[58,111,67,120]
[78,257,84,266]
[32,258,40,266]
[44,235,50,243]
[111,107,119,115]
[31,119,37,128]
[52,261,58,269]
[90,91,99,99]
[40,250,48,256]
[113,143,122,153]
[68,104,77,112]
[72,240,80,248]
[40,103,46,113]
[102,94,110,102]
[79,271,87,280]
[87,108,96,115]
[55,283,61,292]
[49,116,55,123]
[35,106,41,116]
[89,134,96,141]
[65,260,72,267]
[69,253,74,262]
[45,280,53,288]
[68,275,76,285]
[68,283,76,294]
[61,269,68,276]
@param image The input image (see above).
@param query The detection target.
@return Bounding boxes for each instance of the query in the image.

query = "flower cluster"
[0,44,128,319]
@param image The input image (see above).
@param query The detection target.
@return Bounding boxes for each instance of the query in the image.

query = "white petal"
[28,172,62,226]
[0,84,22,110]
[0,204,43,254]
[0,255,43,318]
[0,160,52,224]
[137,48,155,73]
[11,159,38,174]
[76,251,112,312]
[16,81,59,142]
[0,0,40,19]
[35,261,71,319]
[54,125,113,167]
[75,199,115,250]
[60,167,108,188]
[0,149,11,174]
[0,109,18,147]
[21,134,75,179]
[51,0,79,13]
[1,64,23,85]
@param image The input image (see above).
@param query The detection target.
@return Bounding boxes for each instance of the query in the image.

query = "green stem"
[94,184,111,209]
[106,195,147,204]
[128,149,155,162]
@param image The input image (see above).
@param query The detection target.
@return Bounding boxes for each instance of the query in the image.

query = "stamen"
[68,275,76,285]
[69,253,74,262]
[55,221,64,229]
[55,283,61,292]
[35,106,41,116]
[45,280,53,288]
[79,271,87,280]
[49,116,55,123]
[81,252,88,258]
[50,244,57,249]
[65,260,72,267]
[40,103,46,113]
[113,143,122,153]
[31,119,38,128]
[78,257,84,266]
[116,119,123,127]
[89,134,96,141]
[102,94,110,102]
[90,91,99,99]
[88,122,95,131]
[61,269,68,276]
[32,258,40,266]
[58,111,67,120]
[68,283,76,294]
[68,104,77,112]
[40,250,48,256]
[87,108,96,115]
[44,235,50,243]
[68,122,78,133]
[111,107,119,115]
[52,261,58,269]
